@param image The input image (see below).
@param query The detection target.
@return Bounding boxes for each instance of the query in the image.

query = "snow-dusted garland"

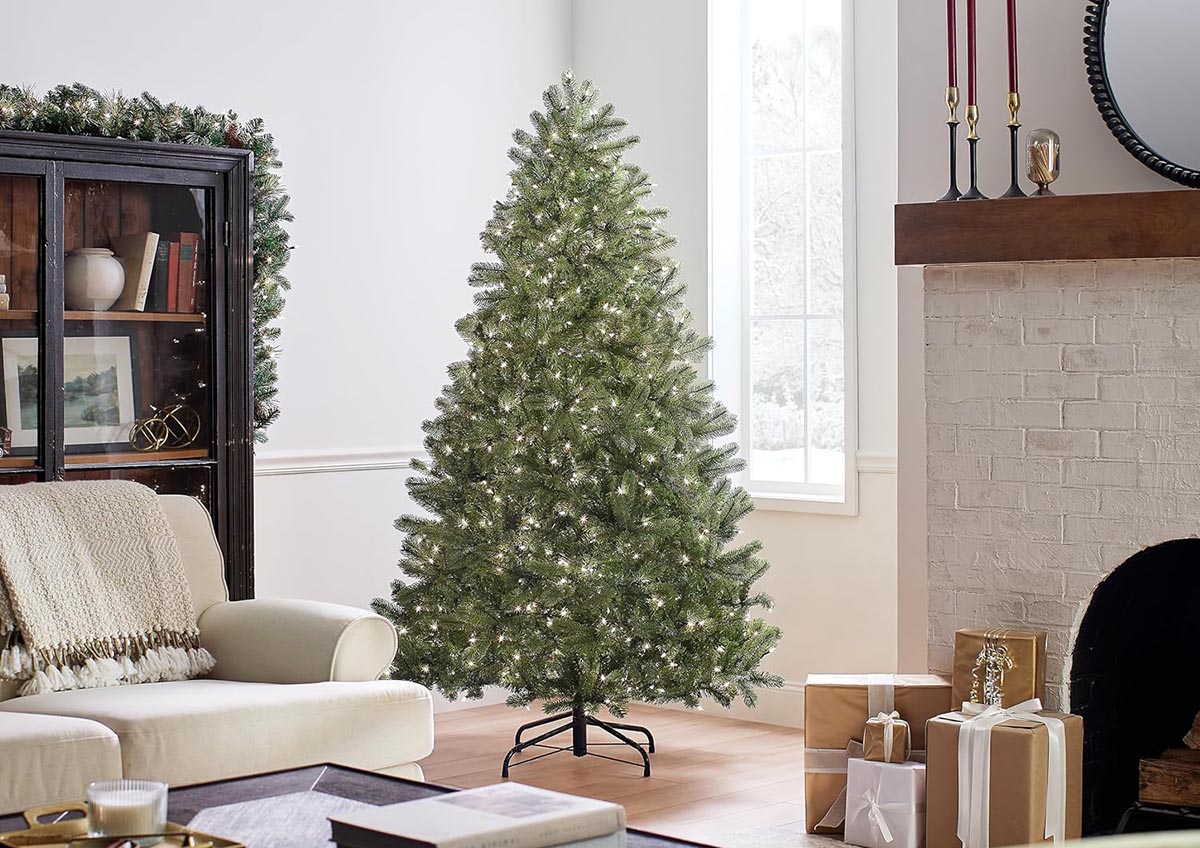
[0,83,292,441]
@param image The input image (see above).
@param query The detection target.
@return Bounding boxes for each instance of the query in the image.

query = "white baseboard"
[640,679,805,728]
[428,682,806,727]
[431,686,509,713]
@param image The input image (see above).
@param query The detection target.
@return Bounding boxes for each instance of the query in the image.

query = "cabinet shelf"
[0,310,206,323]
[65,449,210,466]
[0,449,211,470]
[67,310,206,323]
[0,310,205,323]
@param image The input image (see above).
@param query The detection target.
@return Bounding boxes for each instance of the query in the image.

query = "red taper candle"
[1006,0,1018,93]
[966,0,977,104]
[947,0,958,88]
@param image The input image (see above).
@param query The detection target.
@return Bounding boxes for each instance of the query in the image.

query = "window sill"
[751,491,859,516]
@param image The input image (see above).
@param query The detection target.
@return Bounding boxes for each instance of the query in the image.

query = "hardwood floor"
[422,703,814,845]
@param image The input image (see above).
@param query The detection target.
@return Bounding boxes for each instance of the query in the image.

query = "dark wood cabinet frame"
[0,131,255,599]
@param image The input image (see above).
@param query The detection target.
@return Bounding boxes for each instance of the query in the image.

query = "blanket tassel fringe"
[0,630,215,696]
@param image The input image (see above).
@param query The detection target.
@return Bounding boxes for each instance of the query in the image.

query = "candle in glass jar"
[88,779,167,839]
[92,794,158,834]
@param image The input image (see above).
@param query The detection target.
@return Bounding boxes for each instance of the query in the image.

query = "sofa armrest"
[198,599,398,684]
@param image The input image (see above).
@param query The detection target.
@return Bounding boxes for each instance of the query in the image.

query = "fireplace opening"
[1070,539,1200,834]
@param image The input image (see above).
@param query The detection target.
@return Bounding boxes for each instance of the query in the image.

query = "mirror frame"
[1085,1,1200,187]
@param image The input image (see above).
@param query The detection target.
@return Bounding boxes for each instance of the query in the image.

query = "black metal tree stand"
[503,706,655,777]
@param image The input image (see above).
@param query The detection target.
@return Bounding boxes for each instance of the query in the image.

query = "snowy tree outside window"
[712,0,854,508]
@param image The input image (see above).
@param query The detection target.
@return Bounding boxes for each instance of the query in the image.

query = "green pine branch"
[0,83,293,441]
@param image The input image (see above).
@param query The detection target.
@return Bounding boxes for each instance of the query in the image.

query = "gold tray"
[0,803,245,848]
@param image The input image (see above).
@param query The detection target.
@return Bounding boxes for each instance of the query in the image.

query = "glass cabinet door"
[58,172,218,506]
[0,164,45,481]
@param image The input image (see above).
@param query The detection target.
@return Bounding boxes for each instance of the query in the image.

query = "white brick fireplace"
[925,258,1200,708]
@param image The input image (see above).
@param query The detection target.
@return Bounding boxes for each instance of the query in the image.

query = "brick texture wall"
[925,259,1200,708]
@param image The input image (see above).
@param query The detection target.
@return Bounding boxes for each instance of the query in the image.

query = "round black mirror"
[1086,1,1200,186]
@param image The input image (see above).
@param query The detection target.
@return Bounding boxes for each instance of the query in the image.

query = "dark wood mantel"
[895,190,1200,266]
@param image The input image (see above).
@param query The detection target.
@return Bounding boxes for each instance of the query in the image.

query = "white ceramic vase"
[64,248,125,311]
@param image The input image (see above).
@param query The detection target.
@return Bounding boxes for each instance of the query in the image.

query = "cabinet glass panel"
[62,179,211,464]
[64,465,212,508]
[0,174,42,472]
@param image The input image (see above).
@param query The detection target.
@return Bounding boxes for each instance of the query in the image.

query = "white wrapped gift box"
[845,757,926,848]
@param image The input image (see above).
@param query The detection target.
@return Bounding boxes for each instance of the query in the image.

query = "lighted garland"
[0,83,292,441]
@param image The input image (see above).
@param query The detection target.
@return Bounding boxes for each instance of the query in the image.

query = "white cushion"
[159,494,228,617]
[199,599,398,684]
[0,712,122,814]
[0,679,433,788]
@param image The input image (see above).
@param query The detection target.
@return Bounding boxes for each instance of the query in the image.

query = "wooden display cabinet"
[0,132,254,598]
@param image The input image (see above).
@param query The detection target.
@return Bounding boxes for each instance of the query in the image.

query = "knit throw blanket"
[0,480,215,696]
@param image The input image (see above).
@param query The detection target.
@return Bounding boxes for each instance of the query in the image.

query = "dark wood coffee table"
[0,764,714,847]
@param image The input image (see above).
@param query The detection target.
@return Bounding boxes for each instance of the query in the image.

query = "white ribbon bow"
[856,785,896,843]
[846,765,926,846]
[872,710,906,762]
[956,698,1067,848]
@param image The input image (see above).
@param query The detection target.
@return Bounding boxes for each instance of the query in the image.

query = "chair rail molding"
[856,450,898,474]
[253,447,427,477]
[255,447,897,478]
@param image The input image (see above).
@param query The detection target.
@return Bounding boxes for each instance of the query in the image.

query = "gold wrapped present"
[864,711,910,764]
[926,700,1082,848]
[804,674,952,834]
[952,628,1047,708]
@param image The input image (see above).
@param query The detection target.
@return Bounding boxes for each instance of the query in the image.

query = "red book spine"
[166,241,180,313]
[171,233,200,313]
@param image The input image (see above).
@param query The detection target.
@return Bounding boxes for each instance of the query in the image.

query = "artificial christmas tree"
[374,71,781,776]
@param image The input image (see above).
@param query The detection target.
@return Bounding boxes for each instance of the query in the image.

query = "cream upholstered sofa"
[0,495,433,814]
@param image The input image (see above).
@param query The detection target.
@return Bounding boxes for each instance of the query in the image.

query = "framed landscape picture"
[1,335,137,450]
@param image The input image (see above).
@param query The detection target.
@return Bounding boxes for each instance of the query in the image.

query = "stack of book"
[111,231,202,313]
[329,783,626,848]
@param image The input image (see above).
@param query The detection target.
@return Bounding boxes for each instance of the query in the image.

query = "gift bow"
[865,787,895,844]
[956,698,1067,848]
[871,710,906,762]
[849,784,897,844]
[846,764,926,846]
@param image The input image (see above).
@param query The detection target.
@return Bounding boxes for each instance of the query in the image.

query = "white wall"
[573,0,901,726]
[0,0,572,628]
[894,0,1175,670]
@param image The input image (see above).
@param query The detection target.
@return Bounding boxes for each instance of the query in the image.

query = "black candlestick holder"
[938,86,962,202]
[1000,92,1027,199]
[959,104,988,200]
